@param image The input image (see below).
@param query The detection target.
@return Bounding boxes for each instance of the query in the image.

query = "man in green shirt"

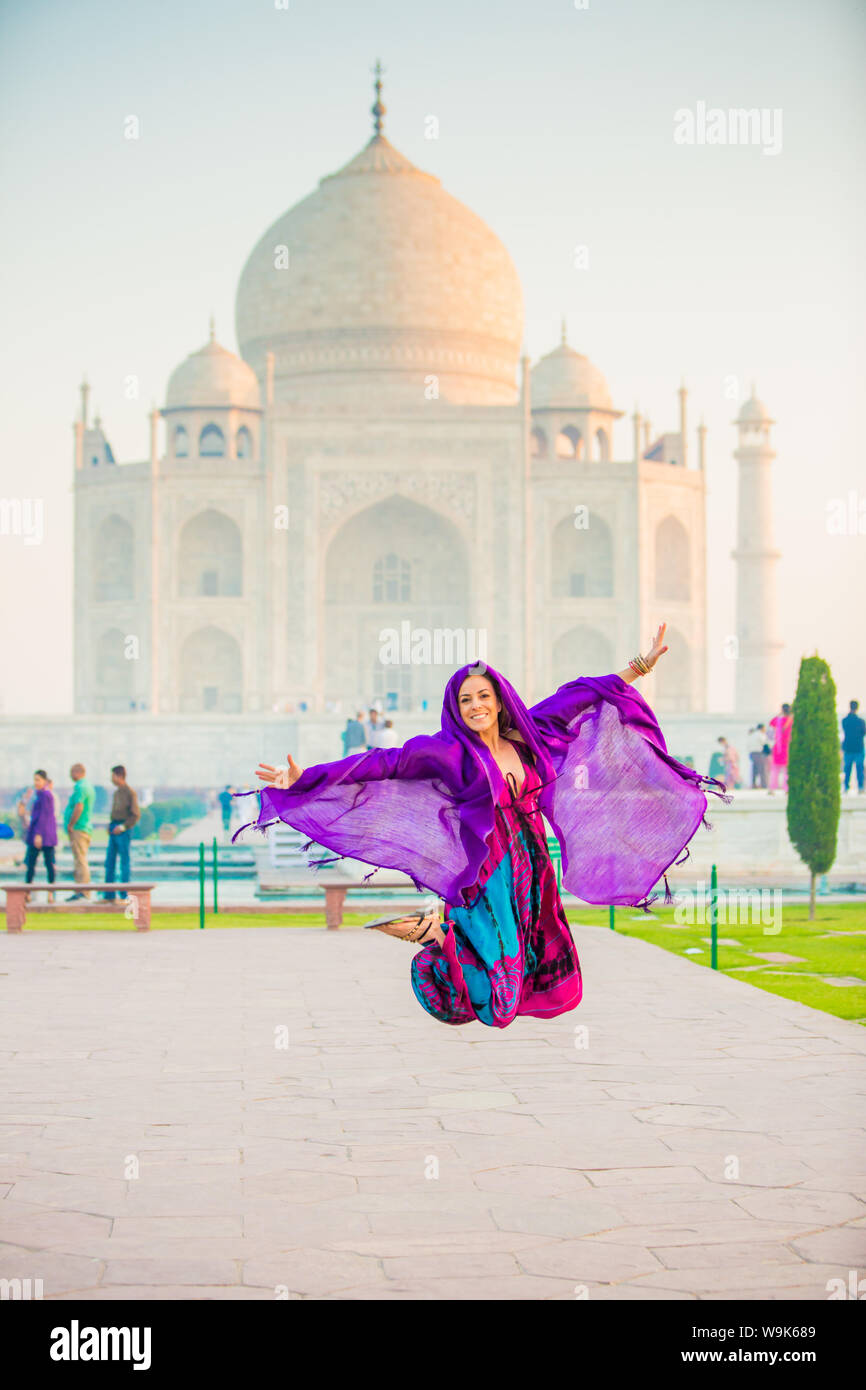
[64,762,95,900]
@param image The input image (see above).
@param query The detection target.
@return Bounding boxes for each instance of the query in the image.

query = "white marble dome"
[737,390,773,424]
[235,133,524,405]
[165,330,261,411]
[531,340,613,411]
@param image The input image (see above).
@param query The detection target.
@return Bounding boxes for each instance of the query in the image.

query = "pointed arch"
[655,514,691,601]
[199,423,225,457]
[551,511,614,598]
[236,425,253,459]
[93,515,134,601]
[95,627,135,711]
[555,425,584,460]
[530,426,548,458]
[592,427,610,462]
[178,509,242,597]
[324,493,471,711]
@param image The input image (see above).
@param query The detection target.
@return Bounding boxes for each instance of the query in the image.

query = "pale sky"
[1,0,864,716]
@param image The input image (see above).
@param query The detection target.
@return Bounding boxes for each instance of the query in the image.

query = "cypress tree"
[786,654,841,919]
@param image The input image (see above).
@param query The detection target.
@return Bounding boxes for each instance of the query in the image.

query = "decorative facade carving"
[318,469,476,527]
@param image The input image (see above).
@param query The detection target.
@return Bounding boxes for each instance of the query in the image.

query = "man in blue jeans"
[102,764,140,900]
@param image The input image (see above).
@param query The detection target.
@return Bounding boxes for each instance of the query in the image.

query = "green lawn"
[566,902,866,1026]
[9,900,866,1027]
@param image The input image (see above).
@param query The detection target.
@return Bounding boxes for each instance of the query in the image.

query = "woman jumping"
[239,625,731,1028]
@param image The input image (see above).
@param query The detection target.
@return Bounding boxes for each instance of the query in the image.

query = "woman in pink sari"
[768,702,793,792]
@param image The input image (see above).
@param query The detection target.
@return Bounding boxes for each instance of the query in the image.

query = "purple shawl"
[234,665,731,911]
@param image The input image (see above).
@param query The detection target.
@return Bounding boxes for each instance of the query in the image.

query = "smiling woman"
[238,625,732,1029]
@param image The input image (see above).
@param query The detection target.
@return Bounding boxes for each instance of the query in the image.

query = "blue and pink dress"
[411,740,582,1027]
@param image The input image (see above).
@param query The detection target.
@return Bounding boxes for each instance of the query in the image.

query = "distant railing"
[197,832,722,968]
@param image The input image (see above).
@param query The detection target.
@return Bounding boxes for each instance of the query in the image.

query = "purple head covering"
[235,663,731,911]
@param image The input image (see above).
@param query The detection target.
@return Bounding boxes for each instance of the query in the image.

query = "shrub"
[132,797,207,839]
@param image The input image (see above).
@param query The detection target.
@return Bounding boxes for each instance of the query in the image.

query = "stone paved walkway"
[1,924,864,1300]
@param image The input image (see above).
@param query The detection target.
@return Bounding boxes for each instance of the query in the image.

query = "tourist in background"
[717,736,741,790]
[365,707,385,748]
[767,702,793,794]
[841,699,865,793]
[15,786,30,840]
[380,718,399,748]
[218,785,234,836]
[64,762,95,900]
[746,724,769,789]
[24,769,58,899]
[343,712,366,756]
[102,765,140,902]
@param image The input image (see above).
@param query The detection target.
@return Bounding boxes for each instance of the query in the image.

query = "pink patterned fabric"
[411,742,582,1026]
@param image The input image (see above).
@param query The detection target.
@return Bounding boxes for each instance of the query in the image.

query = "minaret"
[73,375,89,470]
[732,386,783,713]
[678,380,688,469]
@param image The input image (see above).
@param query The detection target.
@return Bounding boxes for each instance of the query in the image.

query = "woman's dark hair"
[485,673,514,735]
[34,769,48,780]
[781,703,791,715]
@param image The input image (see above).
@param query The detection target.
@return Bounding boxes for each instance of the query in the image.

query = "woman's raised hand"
[645,622,669,670]
[255,753,304,790]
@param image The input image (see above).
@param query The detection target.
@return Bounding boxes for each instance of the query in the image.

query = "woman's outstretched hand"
[645,622,669,670]
[255,753,304,790]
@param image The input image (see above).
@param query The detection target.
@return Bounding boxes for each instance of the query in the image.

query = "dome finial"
[561,316,567,347]
[209,314,216,343]
[371,58,386,137]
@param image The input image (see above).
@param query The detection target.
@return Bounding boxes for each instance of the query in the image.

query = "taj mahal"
[61,76,783,785]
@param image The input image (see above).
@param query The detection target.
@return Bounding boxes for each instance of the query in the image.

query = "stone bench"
[0,883,158,932]
[261,879,434,930]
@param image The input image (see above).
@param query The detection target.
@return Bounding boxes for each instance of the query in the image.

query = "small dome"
[165,329,261,411]
[737,390,773,425]
[531,339,613,411]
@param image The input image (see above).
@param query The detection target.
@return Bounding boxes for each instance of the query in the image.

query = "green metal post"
[609,905,615,931]
[212,836,218,914]
[198,842,205,929]
[710,862,718,970]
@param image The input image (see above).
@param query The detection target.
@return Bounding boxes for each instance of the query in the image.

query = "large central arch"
[323,494,471,711]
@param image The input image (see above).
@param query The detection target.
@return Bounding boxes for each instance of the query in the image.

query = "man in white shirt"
[365,708,385,748]
[747,724,769,789]
[379,719,400,748]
